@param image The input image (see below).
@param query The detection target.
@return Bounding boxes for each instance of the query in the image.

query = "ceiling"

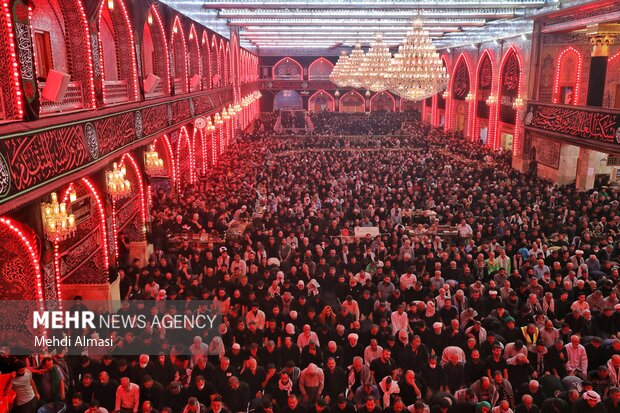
[160,0,563,52]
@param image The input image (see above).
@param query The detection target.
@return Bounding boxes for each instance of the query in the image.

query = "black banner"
[11,0,40,121]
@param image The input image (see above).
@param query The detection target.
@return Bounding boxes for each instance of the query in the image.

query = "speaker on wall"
[190,74,201,91]
[144,74,161,94]
[42,70,70,102]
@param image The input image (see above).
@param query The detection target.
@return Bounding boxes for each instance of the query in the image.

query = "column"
[575,147,596,191]
[586,24,620,107]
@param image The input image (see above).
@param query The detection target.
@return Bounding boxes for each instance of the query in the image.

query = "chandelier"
[41,191,76,241]
[144,145,165,176]
[359,33,392,92]
[385,18,449,101]
[207,116,216,132]
[345,43,366,89]
[214,112,223,125]
[330,51,351,87]
[222,107,230,121]
[512,96,525,110]
[106,162,131,201]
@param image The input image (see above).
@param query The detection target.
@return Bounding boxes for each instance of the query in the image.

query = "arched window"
[339,91,365,113]
[171,16,188,94]
[201,31,211,89]
[308,58,333,80]
[308,90,335,112]
[370,91,396,112]
[98,0,139,103]
[273,57,303,80]
[188,24,202,91]
[142,5,170,97]
[552,47,582,105]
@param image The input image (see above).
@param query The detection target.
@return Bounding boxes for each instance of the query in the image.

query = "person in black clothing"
[465,349,487,386]
[223,377,250,413]
[140,376,165,411]
[486,345,508,380]
[323,358,347,405]
[188,376,217,408]
[420,356,443,394]
[93,372,118,412]
[74,374,97,404]
[369,349,396,384]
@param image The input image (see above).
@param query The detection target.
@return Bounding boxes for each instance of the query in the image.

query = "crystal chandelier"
[144,145,165,176]
[512,96,525,110]
[222,107,230,121]
[207,116,216,132]
[214,112,223,126]
[41,192,76,241]
[106,162,131,201]
[384,18,449,101]
[359,33,392,92]
[330,51,351,87]
[345,43,366,89]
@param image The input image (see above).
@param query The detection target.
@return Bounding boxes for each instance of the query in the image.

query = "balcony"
[0,89,4,120]
[103,80,129,105]
[38,81,84,115]
[145,81,166,100]
[524,101,620,153]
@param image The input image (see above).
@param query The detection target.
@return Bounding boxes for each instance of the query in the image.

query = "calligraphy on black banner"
[525,103,620,144]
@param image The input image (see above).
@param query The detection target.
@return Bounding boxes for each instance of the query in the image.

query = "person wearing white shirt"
[246,304,266,330]
[458,220,473,238]
[400,272,417,290]
[364,339,384,366]
[565,335,588,378]
[297,324,320,349]
[391,305,410,335]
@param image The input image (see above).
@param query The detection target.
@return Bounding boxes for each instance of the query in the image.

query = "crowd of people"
[3,111,620,413]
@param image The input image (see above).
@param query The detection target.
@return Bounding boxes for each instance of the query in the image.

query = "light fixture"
[345,43,366,88]
[106,162,131,201]
[359,32,392,92]
[214,113,223,125]
[144,145,165,176]
[330,51,351,87]
[385,18,449,101]
[147,11,153,25]
[207,117,216,132]
[512,96,525,110]
[365,90,371,97]
[334,90,340,97]
[41,192,76,242]
[465,92,475,102]
[222,107,230,120]
[69,188,77,203]
[486,94,498,106]
[107,0,114,11]
[442,90,449,99]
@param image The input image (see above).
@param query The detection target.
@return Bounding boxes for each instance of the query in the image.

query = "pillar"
[575,147,597,191]
[586,24,620,107]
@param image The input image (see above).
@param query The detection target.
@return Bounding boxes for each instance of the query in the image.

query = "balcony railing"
[144,81,165,99]
[38,81,84,114]
[103,80,129,105]
[174,78,187,94]
[261,79,336,90]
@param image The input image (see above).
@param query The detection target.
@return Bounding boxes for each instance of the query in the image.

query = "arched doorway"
[142,5,170,97]
[55,177,109,292]
[474,50,494,145]
[433,55,449,127]
[0,217,43,348]
[400,98,418,112]
[201,31,211,89]
[171,16,188,94]
[30,0,96,111]
[211,35,221,87]
[176,126,194,188]
[370,91,396,112]
[98,0,139,103]
[221,40,229,86]
[308,90,334,112]
[274,90,303,110]
[151,135,175,196]
[604,52,620,109]
[339,91,365,113]
[552,47,582,105]
[273,57,303,80]
[495,47,523,151]
[188,24,202,91]
[449,54,472,134]
[193,127,208,176]
[308,58,333,80]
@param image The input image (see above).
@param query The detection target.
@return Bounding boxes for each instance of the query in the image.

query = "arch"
[552,47,582,105]
[447,53,473,133]
[273,57,303,80]
[308,57,334,80]
[142,5,170,96]
[605,51,620,108]
[193,127,208,175]
[274,90,303,110]
[119,153,147,238]
[153,134,175,181]
[0,217,43,302]
[339,90,365,113]
[0,217,44,347]
[188,24,202,91]
[220,39,228,86]
[493,46,523,152]
[308,89,335,112]
[98,0,139,102]
[211,34,221,87]
[30,0,96,110]
[176,126,195,187]
[171,16,188,94]
[201,31,211,89]
[473,49,495,145]
[370,91,396,112]
[55,177,109,292]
